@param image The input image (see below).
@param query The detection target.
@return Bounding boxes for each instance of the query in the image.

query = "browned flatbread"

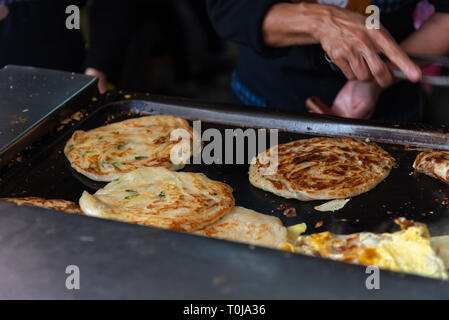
[195,206,287,248]
[249,137,395,201]
[0,196,82,214]
[79,167,235,232]
[64,115,195,182]
[413,151,449,184]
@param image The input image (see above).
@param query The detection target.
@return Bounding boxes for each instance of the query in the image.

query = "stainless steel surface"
[2,202,448,299]
[1,65,449,299]
[0,65,98,167]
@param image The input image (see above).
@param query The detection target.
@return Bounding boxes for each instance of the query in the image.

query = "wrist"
[262,2,331,47]
[297,3,338,42]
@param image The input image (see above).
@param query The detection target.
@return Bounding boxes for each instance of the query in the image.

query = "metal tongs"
[392,54,449,87]
[325,53,449,87]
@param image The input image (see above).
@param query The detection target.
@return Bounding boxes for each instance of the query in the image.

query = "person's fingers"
[358,41,394,87]
[333,57,356,80]
[330,97,350,118]
[363,54,393,88]
[305,96,334,115]
[331,94,374,119]
[330,105,349,118]
[336,103,372,119]
[85,68,108,94]
[350,103,375,120]
[348,50,372,81]
[355,103,374,119]
[370,28,421,82]
[97,78,108,94]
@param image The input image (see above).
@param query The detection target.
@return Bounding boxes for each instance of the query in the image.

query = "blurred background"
[0,0,448,125]
[92,0,238,102]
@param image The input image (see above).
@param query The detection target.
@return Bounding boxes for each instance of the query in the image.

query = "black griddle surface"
[2,95,449,236]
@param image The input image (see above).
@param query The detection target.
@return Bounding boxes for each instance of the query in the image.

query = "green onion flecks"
[124,193,139,200]
[112,161,123,167]
[117,143,127,150]
[124,189,139,200]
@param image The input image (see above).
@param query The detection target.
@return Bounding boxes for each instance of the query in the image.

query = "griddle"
[2,90,449,237]
[2,67,449,299]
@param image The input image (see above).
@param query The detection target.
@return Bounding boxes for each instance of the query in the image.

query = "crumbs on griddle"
[283,207,297,218]
[315,220,323,228]
[10,117,28,125]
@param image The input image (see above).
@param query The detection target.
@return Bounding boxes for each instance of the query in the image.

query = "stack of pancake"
[66,115,288,249]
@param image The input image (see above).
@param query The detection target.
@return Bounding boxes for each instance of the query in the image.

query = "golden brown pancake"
[195,206,287,248]
[65,115,195,182]
[249,137,395,201]
[79,167,235,232]
[413,151,449,184]
[0,196,82,214]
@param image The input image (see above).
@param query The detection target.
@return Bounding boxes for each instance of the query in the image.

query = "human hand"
[313,4,421,87]
[85,68,108,94]
[331,80,381,119]
[306,80,381,119]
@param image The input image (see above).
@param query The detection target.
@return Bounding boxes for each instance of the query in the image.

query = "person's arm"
[207,1,421,87]
[328,10,449,120]
[401,13,449,55]
[206,0,291,57]
[85,67,108,94]
[263,2,421,87]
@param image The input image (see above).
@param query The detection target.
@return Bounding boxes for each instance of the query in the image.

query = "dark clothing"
[207,0,449,121]
[0,0,87,72]
[84,0,135,82]
[0,0,132,80]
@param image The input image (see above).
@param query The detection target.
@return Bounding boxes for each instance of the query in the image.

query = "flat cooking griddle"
[2,91,449,237]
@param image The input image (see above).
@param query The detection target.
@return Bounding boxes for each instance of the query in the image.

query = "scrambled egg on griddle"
[282,218,448,280]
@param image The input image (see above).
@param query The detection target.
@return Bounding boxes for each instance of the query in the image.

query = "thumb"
[305,97,334,115]
[85,68,108,94]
